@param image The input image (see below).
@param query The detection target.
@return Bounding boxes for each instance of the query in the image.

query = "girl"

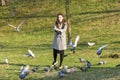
[52,13,67,69]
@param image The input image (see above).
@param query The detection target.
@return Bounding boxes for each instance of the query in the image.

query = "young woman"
[52,13,67,69]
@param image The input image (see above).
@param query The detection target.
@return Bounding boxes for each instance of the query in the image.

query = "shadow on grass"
[0,43,52,51]
[78,9,120,15]
[21,66,120,80]
[72,13,120,24]
[0,9,120,20]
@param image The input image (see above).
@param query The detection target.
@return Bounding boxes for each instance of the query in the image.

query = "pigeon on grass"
[80,67,88,72]
[98,60,107,65]
[4,58,8,64]
[86,60,91,69]
[79,58,86,63]
[19,65,40,79]
[19,65,30,79]
[31,65,40,72]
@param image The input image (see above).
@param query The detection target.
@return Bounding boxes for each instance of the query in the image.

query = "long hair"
[55,13,66,29]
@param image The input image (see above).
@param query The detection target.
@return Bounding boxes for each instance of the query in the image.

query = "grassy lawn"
[0,0,120,80]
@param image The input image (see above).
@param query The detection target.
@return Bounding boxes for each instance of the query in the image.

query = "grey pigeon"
[44,67,50,72]
[86,60,91,69]
[116,64,120,67]
[97,44,108,55]
[58,71,65,78]
[80,67,87,72]
[31,65,40,72]
[19,65,30,79]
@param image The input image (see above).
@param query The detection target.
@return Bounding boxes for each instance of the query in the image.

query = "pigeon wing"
[28,49,35,58]
[8,24,17,29]
[17,20,25,29]
[73,35,80,47]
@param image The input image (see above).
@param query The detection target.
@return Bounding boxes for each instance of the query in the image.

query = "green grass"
[0,0,120,80]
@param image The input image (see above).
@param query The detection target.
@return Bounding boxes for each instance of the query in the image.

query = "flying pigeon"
[7,20,25,32]
[4,58,8,64]
[97,44,108,55]
[87,42,95,47]
[79,58,86,63]
[71,35,80,53]
[24,49,35,58]
[19,65,30,79]
[86,60,91,69]
[68,41,73,46]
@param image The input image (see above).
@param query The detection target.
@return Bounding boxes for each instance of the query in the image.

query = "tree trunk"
[0,0,6,6]
[65,0,72,46]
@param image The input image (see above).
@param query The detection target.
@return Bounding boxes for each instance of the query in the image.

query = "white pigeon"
[8,20,25,32]
[27,49,35,58]
[98,60,107,65]
[87,42,95,47]
[4,58,8,64]
[71,35,80,53]
[79,58,86,63]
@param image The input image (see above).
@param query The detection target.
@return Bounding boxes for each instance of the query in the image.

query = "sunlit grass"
[0,0,120,80]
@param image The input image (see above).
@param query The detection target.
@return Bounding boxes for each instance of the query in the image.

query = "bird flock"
[2,21,119,79]
[2,34,111,79]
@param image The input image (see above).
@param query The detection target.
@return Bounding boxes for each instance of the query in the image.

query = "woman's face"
[58,15,63,23]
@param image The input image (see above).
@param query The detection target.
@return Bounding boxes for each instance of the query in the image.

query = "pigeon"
[63,54,69,57]
[4,58,8,64]
[116,64,120,67]
[44,66,51,72]
[24,49,35,58]
[68,41,73,46]
[98,60,107,65]
[7,20,25,32]
[87,42,95,47]
[97,44,108,55]
[86,60,91,69]
[80,67,87,72]
[47,61,58,72]
[63,65,68,70]
[31,65,40,72]
[71,35,80,53]
[79,58,86,63]
[58,71,64,78]
[19,65,30,79]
